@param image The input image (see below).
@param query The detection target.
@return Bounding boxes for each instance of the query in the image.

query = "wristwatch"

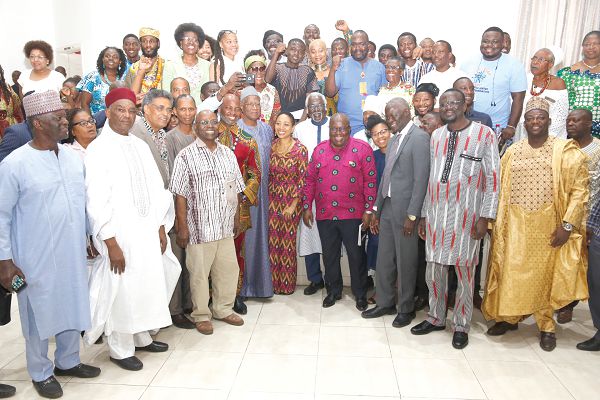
[562,221,573,232]
[408,214,417,221]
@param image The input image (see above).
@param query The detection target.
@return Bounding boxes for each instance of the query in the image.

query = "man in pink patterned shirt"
[302,113,377,311]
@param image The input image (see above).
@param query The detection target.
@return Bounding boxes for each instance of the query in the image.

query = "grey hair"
[538,48,555,64]
[142,89,174,113]
[305,92,326,108]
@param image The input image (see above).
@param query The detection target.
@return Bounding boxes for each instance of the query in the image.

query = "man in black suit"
[362,97,430,327]
[0,122,32,163]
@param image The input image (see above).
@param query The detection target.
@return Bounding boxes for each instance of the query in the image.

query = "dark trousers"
[317,219,367,298]
[168,231,192,315]
[415,238,428,299]
[304,253,323,283]
[589,234,600,339]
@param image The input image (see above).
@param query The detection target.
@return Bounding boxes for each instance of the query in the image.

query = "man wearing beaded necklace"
[125,27,165,102]
[217,94,261,315]
[411,89,500,350]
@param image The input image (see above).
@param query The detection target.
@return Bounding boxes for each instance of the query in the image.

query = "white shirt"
[21,69,65,95]
[418,66,466,107]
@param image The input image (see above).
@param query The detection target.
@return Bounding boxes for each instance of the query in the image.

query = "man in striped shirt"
[411,89,500,350]
[169,109,246,335]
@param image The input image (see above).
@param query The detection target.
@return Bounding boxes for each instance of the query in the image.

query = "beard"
[142,48,159,58]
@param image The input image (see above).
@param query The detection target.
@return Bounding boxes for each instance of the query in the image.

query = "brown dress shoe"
[540,332,556,351]
[195,321,214,335]
[556,308,573,324]
[215,313,244,326]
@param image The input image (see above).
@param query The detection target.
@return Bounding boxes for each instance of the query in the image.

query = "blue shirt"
[461,53,527,128]
[335,57,386,134]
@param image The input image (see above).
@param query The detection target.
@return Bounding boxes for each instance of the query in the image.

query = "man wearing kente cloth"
[483,97,589,352]
[217,94,261,315]
[125,27,165,100]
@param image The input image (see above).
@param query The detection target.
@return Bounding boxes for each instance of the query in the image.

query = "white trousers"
[107,331,152,359]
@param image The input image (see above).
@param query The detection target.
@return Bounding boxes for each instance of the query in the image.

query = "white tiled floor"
[1,288,599,400]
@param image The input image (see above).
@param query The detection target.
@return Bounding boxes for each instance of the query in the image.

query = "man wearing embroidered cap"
[483,97,590,352]
[0,90,101,398]
[84,87,179,371]
[125,27,165,100]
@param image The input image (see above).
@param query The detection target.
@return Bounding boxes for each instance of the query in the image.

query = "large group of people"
[0,19,599,399]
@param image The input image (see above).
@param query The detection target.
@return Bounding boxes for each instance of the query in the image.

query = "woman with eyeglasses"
[63,108,97,159]
[309,39,337,116]
[378,57,415,114]
[210,30,244,85]
[76,47,127,115]
[20,40,65,96]
[163,23,210,105]
[243,50,281,129]
[268,112,308,294]
[514,48,568,142]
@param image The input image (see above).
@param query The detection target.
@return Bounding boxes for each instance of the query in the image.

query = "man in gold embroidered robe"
[482,97,589,352]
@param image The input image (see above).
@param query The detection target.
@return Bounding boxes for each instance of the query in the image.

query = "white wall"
[3,0,520,81]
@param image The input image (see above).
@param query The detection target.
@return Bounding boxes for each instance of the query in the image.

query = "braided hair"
[213,30,237,85]
[96,47,128,79]
[0,64,11,105]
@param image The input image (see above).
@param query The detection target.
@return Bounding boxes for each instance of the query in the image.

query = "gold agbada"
[483,139,589,321]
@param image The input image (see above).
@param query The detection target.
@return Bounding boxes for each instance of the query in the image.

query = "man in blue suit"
[0,122,32,163]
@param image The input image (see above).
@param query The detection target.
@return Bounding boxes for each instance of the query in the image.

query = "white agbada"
[293,118,330,256]
[83,123,180,345]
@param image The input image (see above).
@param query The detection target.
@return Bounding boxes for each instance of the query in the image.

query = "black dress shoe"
[414,296,428,312]
[54,363,101,378]
[576,336,600,351]
[362,305,397,319]
[32,376,62,399]
[322,293,342,308]
[303,280,325,295]
[355,297,368,311]
[392,311,416,328]
[0,383,16,399]
[410,320,446,335]
[135,340,169,353]
[172,313,196,329]
[110,356,143,371]
[487,321,518,336]
[233,296,248,315]
[540,331,556,352]
[452,332,469,349]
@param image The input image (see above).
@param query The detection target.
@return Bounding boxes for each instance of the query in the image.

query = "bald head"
[329,113,351,148]
[219,93,241,125]
[385,98,411,133]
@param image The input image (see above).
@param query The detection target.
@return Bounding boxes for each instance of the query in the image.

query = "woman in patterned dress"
[268,112,308,294]
[557,30,600,138]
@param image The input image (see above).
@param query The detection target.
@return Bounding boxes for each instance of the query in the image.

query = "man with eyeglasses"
[361,97,430,328]
[461,26,526,145]
[130,89,174,189]
[169,109,246,335]
[326,31,386,135]
[294,93,330,295]
[84,87,178,371]
[125,27,165,100]
[302,113,377,311]
[411,89,500,350]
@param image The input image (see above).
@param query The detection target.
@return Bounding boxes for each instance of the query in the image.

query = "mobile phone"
[11,275,27,293]
[241,73,255,85]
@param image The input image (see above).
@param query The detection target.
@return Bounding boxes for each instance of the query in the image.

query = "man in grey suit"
[361,97,430,327]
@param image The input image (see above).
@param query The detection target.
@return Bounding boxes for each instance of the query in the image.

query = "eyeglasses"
[219,30,237,38]
[385,65,402,70]
[181,37,199,44]
[73,118,96,128]
[248,66,266,73]
[198,119,219,126]
[439,100,464,109]
[371,128,389,137]
[330,127,348,133]
[531,56,551,63]
[308,104,325,111]
[29,55,47,60]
